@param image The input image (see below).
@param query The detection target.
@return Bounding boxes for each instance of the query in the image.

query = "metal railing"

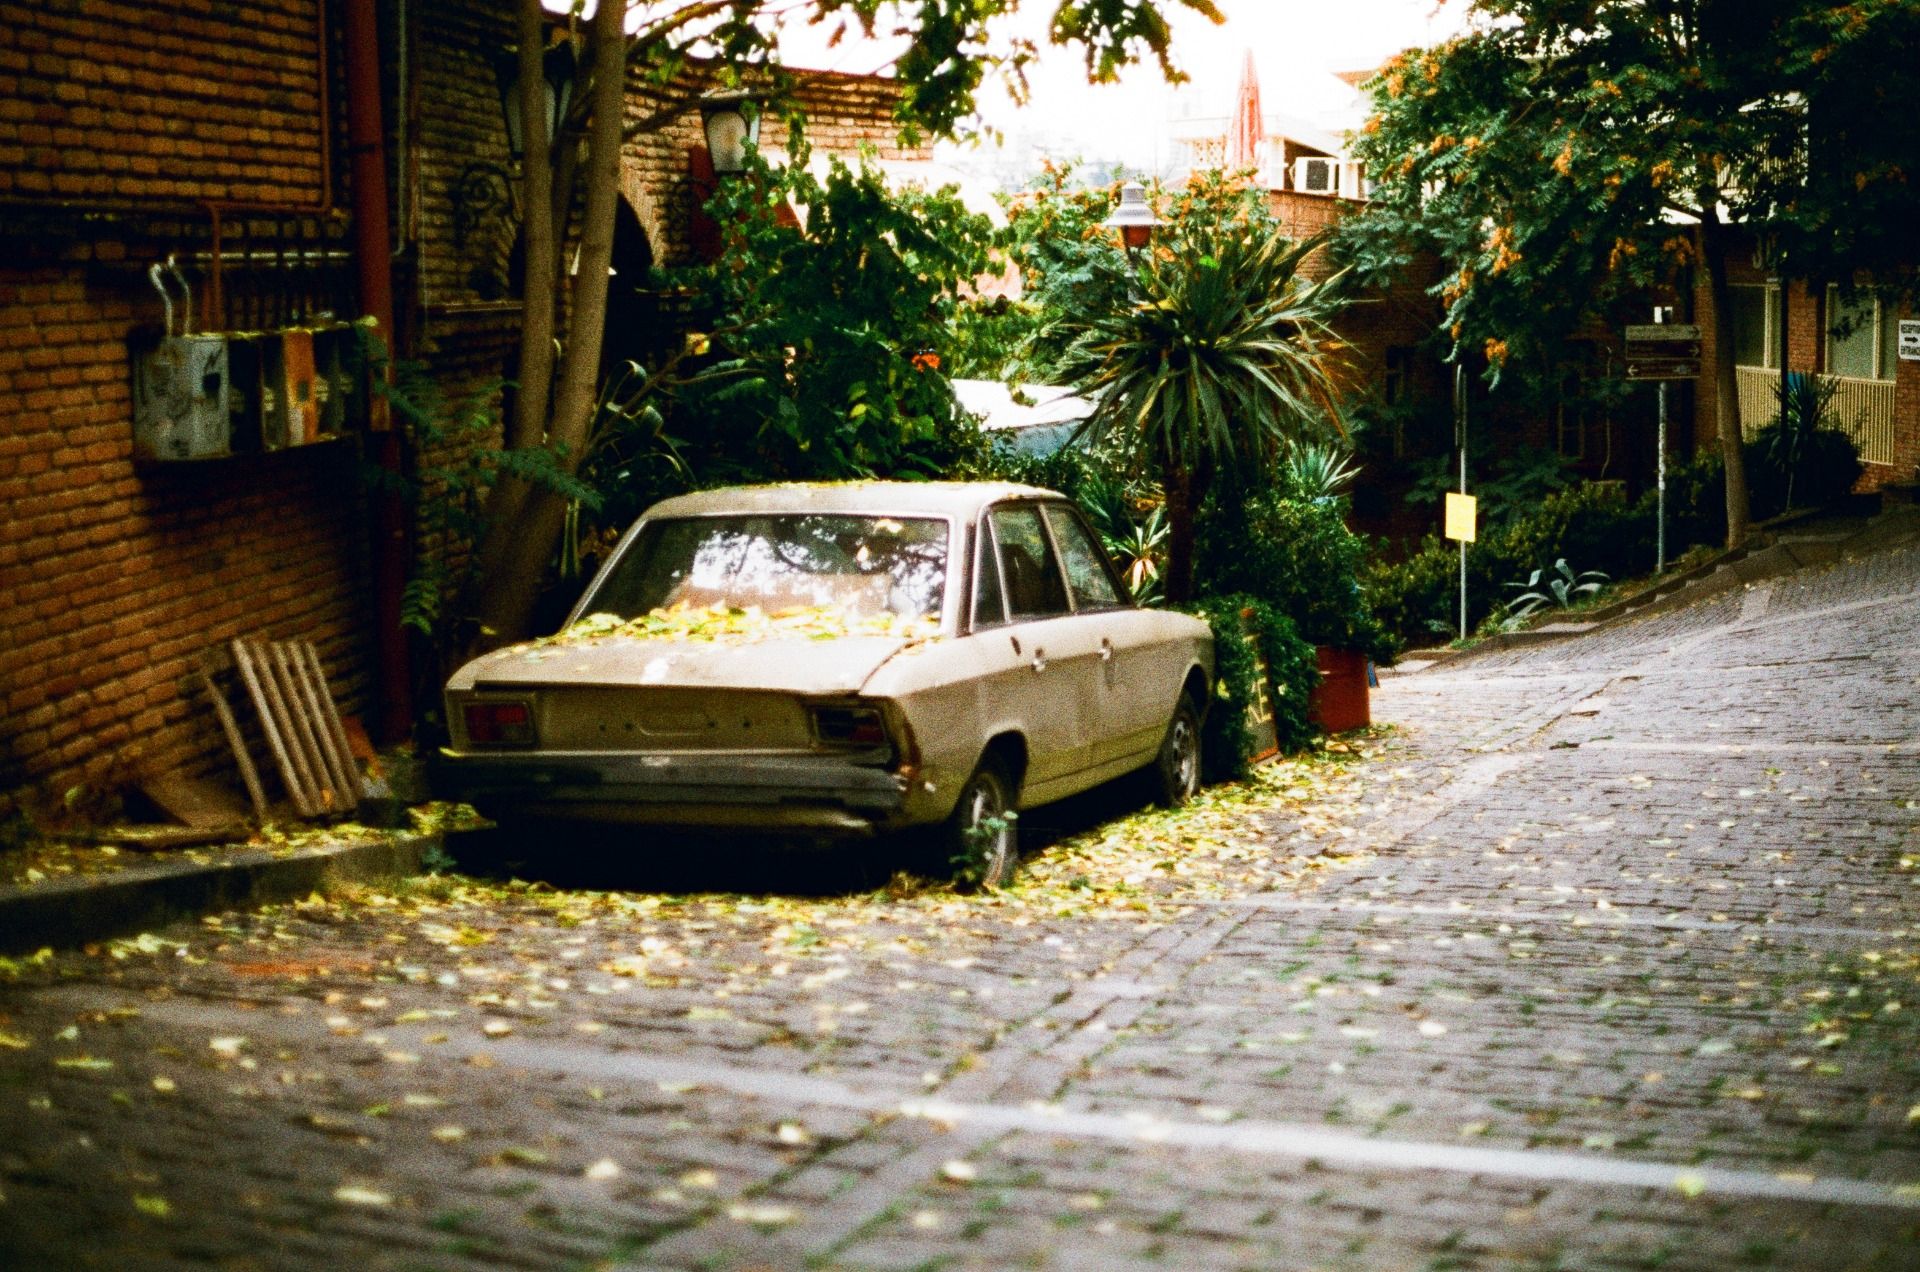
[1734,365,1896,465]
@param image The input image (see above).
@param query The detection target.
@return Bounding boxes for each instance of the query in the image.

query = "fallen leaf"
[332,1185,393,1206]
[726,1202,795,1226]
[584,1158,621,1181]
[940,1160,978,1183]
[133,1195,170,1218]
[1673,1172,1707,1198]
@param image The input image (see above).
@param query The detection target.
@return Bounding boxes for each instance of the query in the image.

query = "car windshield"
[587,514,949,625]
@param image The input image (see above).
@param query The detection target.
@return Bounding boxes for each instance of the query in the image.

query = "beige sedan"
[437,482,1213,882]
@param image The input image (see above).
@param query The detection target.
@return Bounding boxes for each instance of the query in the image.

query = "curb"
[0,831,435,956]
[1397,506,1920,668]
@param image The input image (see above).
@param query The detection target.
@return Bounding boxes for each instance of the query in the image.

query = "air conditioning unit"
[1294,156,1339,195]
[1338,161,1369,201]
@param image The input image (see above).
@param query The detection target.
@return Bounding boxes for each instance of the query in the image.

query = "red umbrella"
[1224,50,1265,175]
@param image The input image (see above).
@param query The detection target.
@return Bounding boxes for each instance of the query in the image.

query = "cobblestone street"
[3,542,1919,1271]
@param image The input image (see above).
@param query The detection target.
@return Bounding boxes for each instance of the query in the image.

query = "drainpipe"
[342,0,414,744]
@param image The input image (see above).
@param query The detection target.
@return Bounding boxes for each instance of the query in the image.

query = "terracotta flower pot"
[1309,646,1370,734]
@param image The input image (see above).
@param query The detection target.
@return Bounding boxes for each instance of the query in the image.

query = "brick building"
[1691,243,1919,491]
[0,0,924,817]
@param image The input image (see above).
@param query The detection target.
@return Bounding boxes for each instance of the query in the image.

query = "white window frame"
[1731,283,1781,370]
[1824,286,1894,382]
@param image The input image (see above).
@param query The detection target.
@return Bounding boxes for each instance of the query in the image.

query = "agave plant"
[1505,558,1608,619]
[1100,504,1169,606]
[1052,223,1344,603]
[1283,438,1360,502]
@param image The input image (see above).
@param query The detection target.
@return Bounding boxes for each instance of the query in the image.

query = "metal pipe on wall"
[342,0,414,744]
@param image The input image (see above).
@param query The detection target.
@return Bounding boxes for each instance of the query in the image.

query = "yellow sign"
[1444,492,1478,542]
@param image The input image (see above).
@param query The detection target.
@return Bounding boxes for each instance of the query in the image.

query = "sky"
[769,0,1474,177]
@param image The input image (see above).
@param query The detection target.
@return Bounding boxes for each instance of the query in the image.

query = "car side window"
[1044,505,1124,610]
[971,519,1008,629]
[990,504,1071,619]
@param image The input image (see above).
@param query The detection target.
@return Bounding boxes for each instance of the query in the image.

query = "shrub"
[1195,490,1396,665]
[1363,543,1460,646]
[1183,595,1319,780]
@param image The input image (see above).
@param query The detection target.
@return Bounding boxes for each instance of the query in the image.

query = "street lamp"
[699,90,762,176]
[1102,182,1161,252]
[493,41,578,166]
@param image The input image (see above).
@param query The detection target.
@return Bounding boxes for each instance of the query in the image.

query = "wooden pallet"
[202,638,362,820]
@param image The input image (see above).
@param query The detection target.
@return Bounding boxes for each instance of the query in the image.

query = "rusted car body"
[437,483,1213,853]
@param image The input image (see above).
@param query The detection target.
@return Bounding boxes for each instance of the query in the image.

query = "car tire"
[945,757,1018,890]
[1150,693,1203,808]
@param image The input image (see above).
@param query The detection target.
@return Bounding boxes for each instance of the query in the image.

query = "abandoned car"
[437,482,1214,881]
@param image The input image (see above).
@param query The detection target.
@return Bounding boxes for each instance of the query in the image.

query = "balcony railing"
[1734,366,1896,466]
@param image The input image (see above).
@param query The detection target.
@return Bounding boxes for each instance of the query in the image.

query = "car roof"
[641,481,1065,521]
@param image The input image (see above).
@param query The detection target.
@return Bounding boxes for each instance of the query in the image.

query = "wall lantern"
[1102,182,1161,251]
[699,89,761,176]
[493,41,578,165]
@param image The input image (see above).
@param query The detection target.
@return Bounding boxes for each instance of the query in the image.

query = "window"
[589,514,947,620]
[1730,284,1779,369]
[1043,506,1123,610]
[1827,288,1897,381]
[990,505,1071,619]
[971,520,1007,629]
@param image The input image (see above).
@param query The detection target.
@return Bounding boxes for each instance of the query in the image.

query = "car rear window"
[586,514,949,623]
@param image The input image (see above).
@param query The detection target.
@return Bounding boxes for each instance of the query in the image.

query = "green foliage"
[668,148,995,482]
[1338,0,1920,397]
[627,1,1224,144]
[1764,373,1844,511]
[1280,440,1361,502]
[1505,558,1608,620]
[1406,443,1577,529]
[1182,596,1318,780]
[1365,479,1654,645]
[1195,491,1395,666]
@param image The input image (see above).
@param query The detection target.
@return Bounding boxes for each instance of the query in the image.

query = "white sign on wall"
[1900,319,1920,363]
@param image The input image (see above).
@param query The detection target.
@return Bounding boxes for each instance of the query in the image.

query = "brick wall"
[0,0,329,206]
[0,254,371,813]
[0,0,369,817]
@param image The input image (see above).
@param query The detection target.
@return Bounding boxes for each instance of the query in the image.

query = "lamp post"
[1102,182,1161,254]
[493,41,577,166]
[698,90,762,176]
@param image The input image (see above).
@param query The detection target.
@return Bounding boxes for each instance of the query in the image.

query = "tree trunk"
[1699,213,1751,548]
[1163,467,1198,605]
[468,0,559,596]
[466,0,627,645]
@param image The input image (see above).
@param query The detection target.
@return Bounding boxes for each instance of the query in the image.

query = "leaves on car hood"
[541,604,941,647]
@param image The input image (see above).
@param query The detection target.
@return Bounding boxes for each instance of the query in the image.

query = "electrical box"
[132,331,235,461]
[131,260,371,462]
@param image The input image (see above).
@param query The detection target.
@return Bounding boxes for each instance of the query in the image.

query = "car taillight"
[465,700,534,746]
[812,705,889,749]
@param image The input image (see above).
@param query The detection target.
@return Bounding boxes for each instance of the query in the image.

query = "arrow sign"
[1624,323,1703,381]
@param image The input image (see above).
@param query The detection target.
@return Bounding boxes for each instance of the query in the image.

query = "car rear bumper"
[432,749,913,836]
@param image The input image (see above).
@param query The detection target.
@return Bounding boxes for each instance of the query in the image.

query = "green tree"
[462,0,1224,648]
[1340,0,1915,550]
[584,148,998,531]
[1051,219,1344,603]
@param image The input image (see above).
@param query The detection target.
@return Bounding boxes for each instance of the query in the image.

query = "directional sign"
[1624,323,1703,381]
[1900,319,1920,363]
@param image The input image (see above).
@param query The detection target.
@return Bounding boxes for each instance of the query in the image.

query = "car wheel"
[946,757,1018,890]
[1151,693,1203,807]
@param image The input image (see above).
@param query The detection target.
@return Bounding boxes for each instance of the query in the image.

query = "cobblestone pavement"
[3,544,1919,1270]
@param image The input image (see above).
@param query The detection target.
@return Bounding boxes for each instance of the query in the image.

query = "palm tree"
[1054,224,1345,603]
